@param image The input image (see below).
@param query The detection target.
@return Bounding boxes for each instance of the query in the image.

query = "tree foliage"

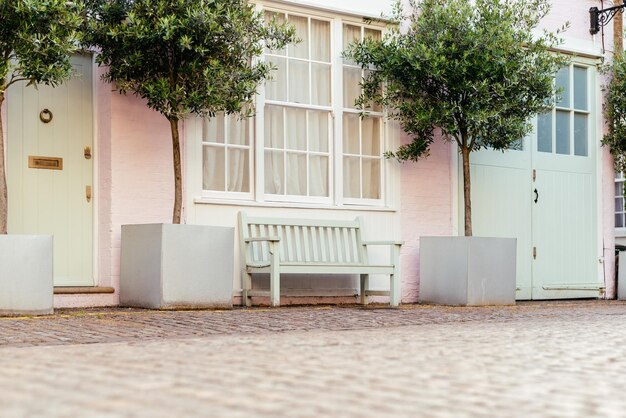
[0,0,84,234]
[84,0,296,223]
[346,0,567,235]
[602,53,626,174]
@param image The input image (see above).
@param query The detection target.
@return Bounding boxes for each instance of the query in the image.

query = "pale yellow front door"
[7,54,94,286]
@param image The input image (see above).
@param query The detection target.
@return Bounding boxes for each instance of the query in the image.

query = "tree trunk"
[0,92,7,234]
[169,118,182,224]
[461,146,472,237]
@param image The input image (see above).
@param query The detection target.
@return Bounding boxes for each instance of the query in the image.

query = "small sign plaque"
[28,156,63,170]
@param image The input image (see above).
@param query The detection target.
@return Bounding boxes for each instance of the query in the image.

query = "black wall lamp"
[590,3,626,35]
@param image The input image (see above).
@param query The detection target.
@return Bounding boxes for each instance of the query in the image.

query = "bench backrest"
[238,212,367,265]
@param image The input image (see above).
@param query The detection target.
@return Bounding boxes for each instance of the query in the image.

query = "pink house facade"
[2,0,619,307]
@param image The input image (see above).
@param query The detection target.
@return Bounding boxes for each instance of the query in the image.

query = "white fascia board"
[264,0,395,21]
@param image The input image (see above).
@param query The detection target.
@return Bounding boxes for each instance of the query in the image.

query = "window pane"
[364,28,381,41]
[288,15,309,59]
[343,114,360,154]
[343,156,361,198]
[311,19,330,62]
[309,155,329,197]
[537,112,552,153]
[617,213,624,228]
[573,66,588,111]
[364,69,382,112]
[227,149,249,192]
[615,197,624,212]
[286,152,307,195]
[308,111,329,153]
[574,113,588,156]
[311,63,331,106]
[264,105,284,149]
[266,57,287,101]
[555,110,570,155]
[227,115,249,146]
[362,158,381,199]
[556,67,570,108]
[289,59,310,104]
[203,114,224,143]
[362,117,381,156]
[343,67,362,108]
[343,24,361,65]
[264,151,284,194]
[203,146,225,191]
[265,12,286,55]
[616,182,624,195]
[285,108,307,151]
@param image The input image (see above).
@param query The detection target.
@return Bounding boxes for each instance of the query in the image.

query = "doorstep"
[54,287,115,295]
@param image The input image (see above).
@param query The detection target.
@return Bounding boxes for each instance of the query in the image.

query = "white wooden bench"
[238,212,402,307]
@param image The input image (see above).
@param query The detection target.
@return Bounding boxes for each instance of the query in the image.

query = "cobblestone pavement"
[3,301,626,417]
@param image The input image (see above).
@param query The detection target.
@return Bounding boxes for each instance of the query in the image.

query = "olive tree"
[602,53,626,173]
[346,0,568,236]
[0,0,83,234]
[85,0,295,223]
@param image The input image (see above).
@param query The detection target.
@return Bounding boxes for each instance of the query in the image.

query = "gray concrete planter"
[0,235,53,316]
[419,236,516,306]
[120,224,234,309]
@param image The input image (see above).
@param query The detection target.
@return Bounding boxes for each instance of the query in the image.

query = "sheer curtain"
[264,15,331,198]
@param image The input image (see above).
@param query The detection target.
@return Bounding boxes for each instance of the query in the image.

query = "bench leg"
[269,244,280,307]
[360,274,369,305]
[242,270,252,307]
[390,273,400,308]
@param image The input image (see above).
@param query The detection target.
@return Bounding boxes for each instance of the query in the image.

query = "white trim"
[90,52,99,286]
[256,0,392,23]
[193,196,396,212]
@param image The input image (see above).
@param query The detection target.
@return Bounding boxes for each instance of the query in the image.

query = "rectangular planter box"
[120,224,234,309]
[419,236,516,306]
[0,235,53,316]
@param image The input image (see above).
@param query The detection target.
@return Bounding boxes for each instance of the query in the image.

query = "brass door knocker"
[39,109,53,124]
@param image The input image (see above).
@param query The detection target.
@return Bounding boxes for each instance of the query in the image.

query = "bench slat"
[244,217,361,229]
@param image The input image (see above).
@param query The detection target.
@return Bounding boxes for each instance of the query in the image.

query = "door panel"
[7,55,94,286]
[531,170,598,299]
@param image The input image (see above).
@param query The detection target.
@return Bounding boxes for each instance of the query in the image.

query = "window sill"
[615,228,626,238]
[193,197,397,212]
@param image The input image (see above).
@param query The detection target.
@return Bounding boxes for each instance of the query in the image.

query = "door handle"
[534,188,539,203]
[86,185,92,203]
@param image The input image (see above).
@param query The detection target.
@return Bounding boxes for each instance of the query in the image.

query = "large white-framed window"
[198,3,388,207]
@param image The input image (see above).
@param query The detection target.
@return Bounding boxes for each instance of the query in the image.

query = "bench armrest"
[362,240,403,246]
[244,236,281,243]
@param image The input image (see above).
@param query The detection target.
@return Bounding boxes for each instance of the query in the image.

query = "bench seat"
[238,212,402,307]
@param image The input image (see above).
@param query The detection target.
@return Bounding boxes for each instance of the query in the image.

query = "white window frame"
[197,1,390,208]
[200,114,255,201]
[616,172,626,236]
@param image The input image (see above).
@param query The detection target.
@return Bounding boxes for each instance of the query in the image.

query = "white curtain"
[264,105,285,194]
[227,116,249,192]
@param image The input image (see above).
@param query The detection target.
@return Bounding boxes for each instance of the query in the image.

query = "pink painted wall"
[108,93,175,292]
[399,137,452,302]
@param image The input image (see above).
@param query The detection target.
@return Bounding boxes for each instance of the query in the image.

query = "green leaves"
[0,0,84,93]
[603,54,626,173]
[345,0,568,159]
[84,0,296,121]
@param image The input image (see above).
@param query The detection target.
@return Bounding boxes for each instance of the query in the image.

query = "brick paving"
[2,301,626,417]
